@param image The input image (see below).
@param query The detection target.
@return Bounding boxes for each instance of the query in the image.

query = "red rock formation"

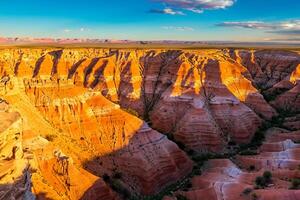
[235,50,300,89]
[171,134,300,200]
[234,49,300,113]
[0,48,193,197]
[1,47,300,199]
[1,48,267,152]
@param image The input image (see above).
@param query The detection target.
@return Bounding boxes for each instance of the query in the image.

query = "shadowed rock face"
[231,49,300,112]
[0,48,299,199]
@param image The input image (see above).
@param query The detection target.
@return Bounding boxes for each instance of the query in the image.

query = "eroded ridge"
[166,120,300,200]
[0,48,193,198]
[0,48,299,199]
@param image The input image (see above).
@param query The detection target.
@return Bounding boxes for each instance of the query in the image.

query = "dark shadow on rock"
[81,122,192,197]
[117,61,133,99]
[237,49,300,90]
[79,180,116,200]
[33,55,46,78]
[90,60,108,89]
[35,192,55,200]
[14,52,23,76]
[49,50,63,76]
[32,50,63,78]
[68,59,87,79]
[84,57,100,87]
[0,168,35,200]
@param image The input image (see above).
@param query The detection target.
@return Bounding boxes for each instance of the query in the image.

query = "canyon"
[0,47,299,200]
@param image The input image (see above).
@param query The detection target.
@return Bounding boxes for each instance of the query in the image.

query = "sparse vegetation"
[255,176,266,189]
[239,122,268,151]
[263,171,272,184]
[113,172,122,179]
[262,89,287,102]
[251,192,259,200]
[102,173,131,199]
[111,179,131,199]
[102,173,110,182]
[166,133,174,141]
[239,149,258,156]
[228,141,237,146]
[176,141,186,150]
[290,178,300,189]
[254,171,273,189]
[242,188,253,195]
[175,194,188,200]
[249,165,256,171]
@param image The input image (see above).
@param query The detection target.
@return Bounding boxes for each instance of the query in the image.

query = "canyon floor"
[0,47,299,200]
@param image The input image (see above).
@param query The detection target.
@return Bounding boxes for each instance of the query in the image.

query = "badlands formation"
[0,47,299,200]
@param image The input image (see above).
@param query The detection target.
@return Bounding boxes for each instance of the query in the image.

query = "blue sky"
[0,0,299,41]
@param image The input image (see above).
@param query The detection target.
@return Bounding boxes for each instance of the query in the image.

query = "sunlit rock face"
[0,48,193,198]
[0,101,33,200]
[0,48,299,199]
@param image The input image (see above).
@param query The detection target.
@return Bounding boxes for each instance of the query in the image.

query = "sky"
[0,0,299,42]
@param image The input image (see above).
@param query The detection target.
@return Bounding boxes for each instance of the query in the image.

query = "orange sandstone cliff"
[0,48,299,199]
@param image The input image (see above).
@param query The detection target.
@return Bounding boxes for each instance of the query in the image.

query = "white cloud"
[150,8,185,15]
[63,28,91,33]
[186,8,203,13]
[154,0,235,14]
[164,8,185,15]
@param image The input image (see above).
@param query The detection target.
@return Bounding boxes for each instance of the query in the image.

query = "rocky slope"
[0,48,299,199]
[166,127,300,200]
[231,49,300,113]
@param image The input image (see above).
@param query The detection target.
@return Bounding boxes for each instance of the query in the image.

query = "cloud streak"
[63,28,91,33]
[264,37,300,42]
[150,8,185,15]
[217,20,300,36]
[151,0,235,14]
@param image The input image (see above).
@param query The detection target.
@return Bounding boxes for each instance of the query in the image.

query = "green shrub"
[193,168,202,176]
[176,194,188,200]
[228,141,237,146]
[239,149,258,156]
[187,149,195,156]
[290,178,300,189]
[263,171,272,184]
[255,176,266,188]
[242,188,253,195]
[249,165,256,171]
[251,129,265,146]
[182,179,193,191]
[166,133,174,141]
[102,173,110,182]
[113,172,122,179]
[254,171,272,188]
